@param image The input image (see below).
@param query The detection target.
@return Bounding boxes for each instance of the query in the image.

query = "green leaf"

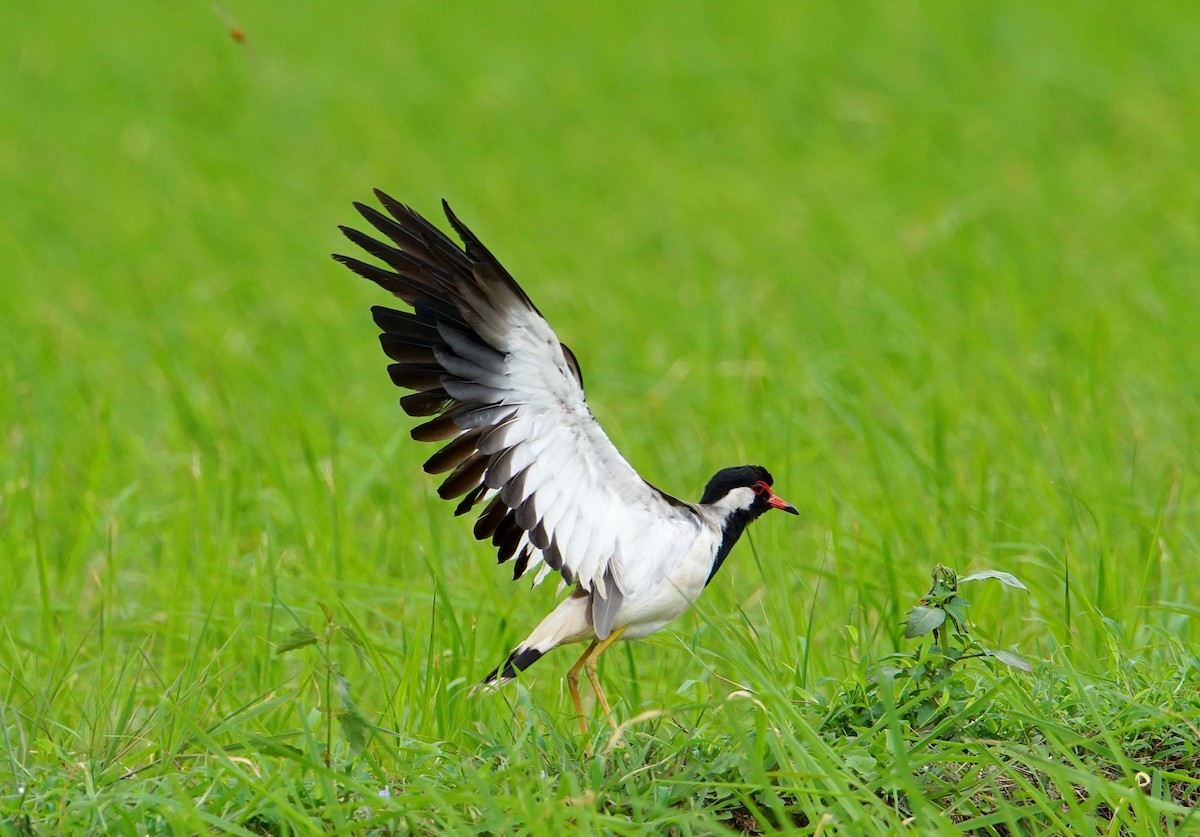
[842,748,878,777]
[959,569,1029,591]
[871,665,904,681]
[338,710,369,751]
[275,627,318,654]
[334,671,356,709]
[338,624,367,665]
[239,735,305,759]
[2,820,31,837]
[928,564,959,598]
[944,595,970,630]
[985,648,1034,672]
[904,605,946,639]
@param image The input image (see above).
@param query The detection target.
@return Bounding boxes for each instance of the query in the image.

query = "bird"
[333,191,799,733]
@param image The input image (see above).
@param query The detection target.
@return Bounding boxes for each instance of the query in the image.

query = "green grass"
[2,1,1199,833]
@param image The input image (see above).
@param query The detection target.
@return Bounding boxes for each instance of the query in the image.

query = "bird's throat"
[704,509,754,586]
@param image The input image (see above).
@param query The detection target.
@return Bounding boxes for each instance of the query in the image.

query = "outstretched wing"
[334,191,700,635]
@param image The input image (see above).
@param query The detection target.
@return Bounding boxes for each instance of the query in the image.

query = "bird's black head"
[700,465,772,504]
[699,465,799,517]
[698,465,799,587]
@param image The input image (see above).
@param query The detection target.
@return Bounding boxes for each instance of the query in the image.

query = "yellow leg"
[566,640,599,735]
[583,626,628,730]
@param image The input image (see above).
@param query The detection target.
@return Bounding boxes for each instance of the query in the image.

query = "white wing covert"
[334,192,700,638]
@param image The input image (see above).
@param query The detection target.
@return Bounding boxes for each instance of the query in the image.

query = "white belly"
[612,525,721,640]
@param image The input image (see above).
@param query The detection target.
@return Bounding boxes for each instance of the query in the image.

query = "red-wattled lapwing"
[333,192,799,732]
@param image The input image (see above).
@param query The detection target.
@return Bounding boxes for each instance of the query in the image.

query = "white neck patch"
[707,485,758,518]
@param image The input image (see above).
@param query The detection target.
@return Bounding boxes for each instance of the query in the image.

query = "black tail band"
[481,646,544,683]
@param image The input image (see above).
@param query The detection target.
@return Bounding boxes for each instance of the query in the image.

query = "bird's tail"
[478,592,591,687]
[480,646,546,686]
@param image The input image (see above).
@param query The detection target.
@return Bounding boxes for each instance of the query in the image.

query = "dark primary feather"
[334,192,697,600]
[333,193,602,585]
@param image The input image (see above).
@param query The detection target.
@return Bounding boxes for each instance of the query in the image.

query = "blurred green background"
[1,0,1198,824]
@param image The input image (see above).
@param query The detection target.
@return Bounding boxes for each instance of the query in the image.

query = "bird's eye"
[751,481,767,495]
